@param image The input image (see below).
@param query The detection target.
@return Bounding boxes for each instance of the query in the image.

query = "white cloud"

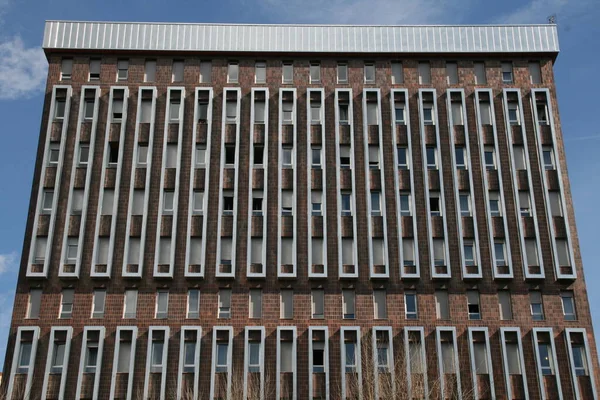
[0,36,47,100]
[258,0,468,25]
[0,251,18,274]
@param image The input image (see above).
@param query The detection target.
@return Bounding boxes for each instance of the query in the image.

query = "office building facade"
[1,21,598,399]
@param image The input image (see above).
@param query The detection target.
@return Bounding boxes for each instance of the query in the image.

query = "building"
[1,20,598,400]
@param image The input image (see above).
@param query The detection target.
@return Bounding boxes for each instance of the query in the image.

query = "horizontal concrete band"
[43,21,559,54]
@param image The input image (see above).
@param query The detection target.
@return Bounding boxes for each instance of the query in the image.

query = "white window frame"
[143,327,169,400]
[210,327,234,400]
[308,326,329,400]
[7,327,40,400]
[372,327,394,399]
[565,328,598,399]
[244,327,266,399]
[435,327,461,399]
[340,327,361,400]
[404,327,428,398]
[276,327,297,400]
[532,328,562,400]
[467,327,495,399]
[177,327,202,400]
[499,328,529,400]
[109,326,137,400]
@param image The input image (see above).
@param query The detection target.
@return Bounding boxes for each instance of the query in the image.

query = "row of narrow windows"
[8,325,593,400]
[60,57,545,86]
[25,288,578,322]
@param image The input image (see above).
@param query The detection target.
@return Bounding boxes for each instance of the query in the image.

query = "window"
[92,290,106,318]
[150,332,165,372]
[484,147,496,170]
[83,96,95,120]
[216,342,229,373]
[17,339,33,373]
[344,336,357,373]
[140,98,152,124]
[501,62,513,84]
[340,146,351,168]
[248,339,261,373]
[123,289,138,318]
[542,147,555,170]
[155,291,169,319]
[311,147,321,168]
[342,289,355,319]
[228,61,239,83]
[280,290,293,319]
[310,62,320,83]
[112,99,123,121]
[281,190,293,216]
[163,191,174,213]
[312,337,325,373]
[495,241,507,267]
[537,339,554,375]
[246,290,267,324]
[489,192,501,217]
[525,239,539,269]
[71,190,83,215]
[397,147,408,169]
[311,191,322,216]
[418,62,431,84]
[282,100,293,124]
[282,147,293,168]
[373,290,387,319]
[89,59,101,81]
[280,335,294,373]
[341,192,352,216]
[48,144,60,165]
[467,291,481,320]
[54,96,66,119]
[479,101,492,125]
[394,104,405,124]
[253,145,264,165]
[60,289,74,319]
[61,58,73,80]
[366,101,378,125]
[254,100,265,124]
[65,238,78,264]
[549,192,562,216]
[391,62,403,84]
[429,193,441,217]
[473,341,488,374]
[337,62,348,83]
[561,292,576,321]
[311,289,324,319]
[537,103,549,125]
[556,239,571,267]
[508,102,519,125]
[368,146,379,169]
[529,61,542,84]
[339,102,349,125]
[530,291,544,321]
[446,62,458,84]
[498,291,513,320]
[451,101,463,125]
[252,193,263,216]
[455,147,466,169]
[422,102,434,125]
[200,61,212,83]
[26,289,42,319]
[76,144,90,167]
[572,344,589,376]
[310,101,321,124]
[370,192,382,217]
[183,335,197,372]
[169,97,181,122]
[184,289,199,319]
[405,292,417,319]
[505,337,521,375]
[42,190,54,213]
[84,333,99,373]
[400,193,411,216]
[218,289,231,318]
[464,241,475,266]
[364,62,375,83]
[474,62,486,84]
[433,239,446,268]
[192,191,204,214]
[460,194,471,217]
[519,192,531,217]
[195,145,206,166]
[144,60,156,82]
[435,291,449,319]
[255,61,266,83]
[282,61,293,83]
[117,60,128,81]
[426,147,437,169]
[376,332,390,371]
[34,237,47,264]
[51,336,67,373]
[225,145,236,165]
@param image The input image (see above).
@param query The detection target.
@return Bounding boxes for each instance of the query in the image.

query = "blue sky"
[0,0,599,367]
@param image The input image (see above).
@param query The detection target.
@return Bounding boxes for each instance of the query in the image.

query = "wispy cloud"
[496,0,594,24]
[257,0,469,25]
[0,251,17,274]
[0,37,47,100]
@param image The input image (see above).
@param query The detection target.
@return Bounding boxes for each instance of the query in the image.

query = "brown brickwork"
[1,45,598,400]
